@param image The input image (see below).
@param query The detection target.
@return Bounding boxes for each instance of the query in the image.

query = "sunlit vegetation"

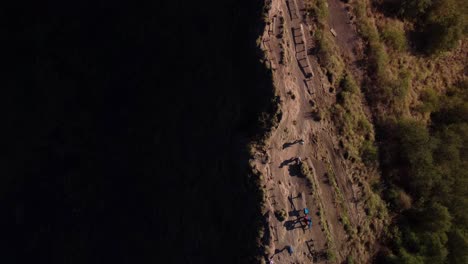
[377,82,468,263]
[396,0,467,54]
[349,0,467,262]
[275,209,287,222]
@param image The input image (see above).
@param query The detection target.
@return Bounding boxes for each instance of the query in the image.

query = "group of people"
[303,208,312,229]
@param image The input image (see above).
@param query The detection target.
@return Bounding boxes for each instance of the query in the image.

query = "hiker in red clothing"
[303,215,312,229]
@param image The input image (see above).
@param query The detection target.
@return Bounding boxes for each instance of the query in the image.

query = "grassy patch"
[360,140,378,166]
[305,0,344,86]
[380,20,407,52]
[305,0,329,25]
[326,249,336,261]
[300,162,315,189]
[349,1,467,262]
[333,74,376,164]
[314,29,345,85]
[326,163,357,237]
[300,162,336,252]
[417,87,440,113]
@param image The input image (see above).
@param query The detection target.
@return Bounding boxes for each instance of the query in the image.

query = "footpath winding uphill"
[254,0,382,263]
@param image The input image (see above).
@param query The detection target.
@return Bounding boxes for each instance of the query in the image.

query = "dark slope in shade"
[2,0,274,263]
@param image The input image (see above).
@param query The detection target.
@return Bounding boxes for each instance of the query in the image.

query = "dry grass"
[332,74,375,163]
[303,0,389,254]
[305,0,329,26]
[314,29,345,86]
[326,163,357,238]
[352,0,467,122]
[300,162,336,256]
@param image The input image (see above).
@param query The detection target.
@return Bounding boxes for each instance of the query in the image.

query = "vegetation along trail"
[252,0,388,263]
[253,0,467,262]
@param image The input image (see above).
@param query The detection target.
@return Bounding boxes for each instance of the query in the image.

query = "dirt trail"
[327,0,359,61]
[255,0,377,263]
[326,0,365,82]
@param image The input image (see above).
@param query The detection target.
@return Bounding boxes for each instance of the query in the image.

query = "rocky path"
[255,0,376,263]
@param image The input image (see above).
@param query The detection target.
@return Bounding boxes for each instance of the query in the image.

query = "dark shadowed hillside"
[2,0,274,263]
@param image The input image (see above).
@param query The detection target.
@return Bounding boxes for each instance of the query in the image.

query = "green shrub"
[315,30,332,65]
[340,74,359,94]
[419,88,440,113]
[398,0,466,54]
[395,70,410,100]
[275,209,287,222]
[300,162,315,188]
[387,187,413,211]
[370,42,390,83]
[381,21,407,52]
[306,0,329,25]
[315,30,344,83]
[357,118,372,136]
[423,0,466,54]
[447,228,468,264]
[326,249,336,261]
[360,140,378,165]
[399,0,433,19]
[354,1,379,43]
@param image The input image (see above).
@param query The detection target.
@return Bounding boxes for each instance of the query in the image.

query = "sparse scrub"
[357,118,372,137]
[418,88,440,113]
[333,74,377,166]
[394,70,411,103]
[256,35,263,48]
[327,164,359,239]
[306,0,344,85]
[370,42,390,84]
[360,140,378,166]
[381,20,407,52]
[377,84,468,261]
[340,215,354,236]
[354,0,379,43]
[300,162,335,251]
[340,74,359,94]
[255,95,283,146]
[258,226,265,241]
[248,80,281,260]
[398,0,467,54]
[326,249,336,261]
[351,0,467,261]
[259,257,266,264]
[279,43,285,64]
[274,209,287,222]
[353,0,416,116]
[368,184,388,218]
[314,30,345,85]
[305,0,329,25]
[387,187,412,211]
[300,162,315,188]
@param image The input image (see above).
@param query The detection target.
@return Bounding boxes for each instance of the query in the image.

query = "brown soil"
[255,0,382,263]
[327,0,365,81]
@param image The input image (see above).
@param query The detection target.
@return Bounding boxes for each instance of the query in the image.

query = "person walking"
[287,245,293,256]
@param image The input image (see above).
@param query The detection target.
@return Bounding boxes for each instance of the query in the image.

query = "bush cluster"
[379,82,468,263]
